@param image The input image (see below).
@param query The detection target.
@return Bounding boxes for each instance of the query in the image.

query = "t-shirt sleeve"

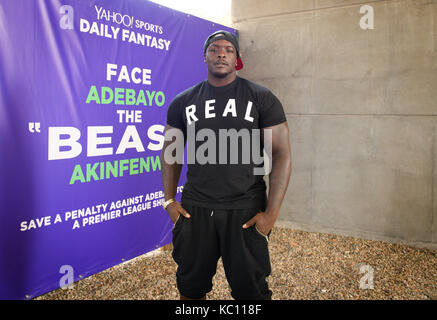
[258,90,287,128]
[166,96,185,130]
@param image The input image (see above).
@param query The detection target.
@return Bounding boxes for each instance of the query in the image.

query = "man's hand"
[167,201,190,224]
[242,122,291,238]
[242,211,277,237]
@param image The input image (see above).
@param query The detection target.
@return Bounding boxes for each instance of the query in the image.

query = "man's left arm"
[243,121,292,236]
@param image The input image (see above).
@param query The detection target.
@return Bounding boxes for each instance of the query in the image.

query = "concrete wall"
[232,0,437,248]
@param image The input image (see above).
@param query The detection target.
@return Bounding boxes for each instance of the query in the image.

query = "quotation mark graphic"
[28,122,41,133]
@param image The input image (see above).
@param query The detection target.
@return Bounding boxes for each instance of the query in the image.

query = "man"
[161,30,291,300]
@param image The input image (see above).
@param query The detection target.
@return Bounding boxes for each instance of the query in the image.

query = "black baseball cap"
[203,30,244,70]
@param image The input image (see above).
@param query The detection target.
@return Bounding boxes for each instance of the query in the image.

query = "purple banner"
[0,0,234,299]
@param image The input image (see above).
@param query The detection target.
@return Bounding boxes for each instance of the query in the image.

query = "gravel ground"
[35,227,436,300]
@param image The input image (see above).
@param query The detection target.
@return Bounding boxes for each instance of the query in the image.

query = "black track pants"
[172,202,272,300]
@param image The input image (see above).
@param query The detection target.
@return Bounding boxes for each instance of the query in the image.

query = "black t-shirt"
[166,76,286,210]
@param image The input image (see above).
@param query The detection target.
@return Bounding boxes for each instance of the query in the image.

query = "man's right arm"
[161,124,190,223]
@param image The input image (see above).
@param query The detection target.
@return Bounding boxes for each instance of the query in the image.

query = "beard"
[209,63,234,79]
[210,70,230,78]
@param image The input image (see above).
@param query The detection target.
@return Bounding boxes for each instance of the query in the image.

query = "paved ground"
[35,227,436,300]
